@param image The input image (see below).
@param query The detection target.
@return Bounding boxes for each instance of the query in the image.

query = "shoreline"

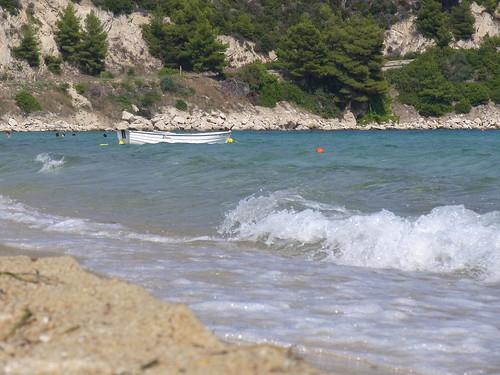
[1,103,498,133]
[0,245,414,375]
[0,253,325,374]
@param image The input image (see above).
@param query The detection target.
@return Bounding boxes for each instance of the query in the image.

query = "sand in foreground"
[0,256,324,375]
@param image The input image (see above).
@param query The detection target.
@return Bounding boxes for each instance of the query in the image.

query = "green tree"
[0,0,21,14]
[416,0,449,40]
[13,24,40,67]
[450,1,475,40]
[278,18,326,84]
[55,3,82,62]
[323,15,388,108]
[77,11,108,75]
[183,19,227,73]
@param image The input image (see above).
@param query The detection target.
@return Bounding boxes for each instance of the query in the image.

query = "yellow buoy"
[226,137,234,144]
[119,139,126,145]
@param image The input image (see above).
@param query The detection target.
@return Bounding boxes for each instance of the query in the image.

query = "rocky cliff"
[384,2,500,56]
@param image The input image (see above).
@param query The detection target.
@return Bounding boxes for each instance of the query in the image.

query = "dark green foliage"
[416,0,448,39]
[277,19,325,82]
[461,82,490,106]
[159,75,193,96]
[44,55,63,74]
[92,0,134,14]
[388,38,499,116]
[454,99,472,113]
[175,99,188,111]
[58,82,70,92]
[13,24,40,67]
[55,4,82,62]
[74,83,87,95]
[142,4,227,73]
[0,0,20,14]
[234,62,339,118]
[15,89,42,113]
[158,67,179,77]
[450,1,474,40]
[77,11,108,75]
[321,15,388,108]
[475,0,499,14]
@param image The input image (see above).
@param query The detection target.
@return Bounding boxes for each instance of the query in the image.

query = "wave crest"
[35,153,65,173]
[220,191,500,281]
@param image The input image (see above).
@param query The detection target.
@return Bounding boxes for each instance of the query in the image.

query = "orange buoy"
[315,147,326,154]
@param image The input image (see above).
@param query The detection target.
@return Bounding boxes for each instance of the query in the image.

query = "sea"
[1,130,499,374]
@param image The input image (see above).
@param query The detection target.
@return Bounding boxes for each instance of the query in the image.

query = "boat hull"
[117,130,231,145]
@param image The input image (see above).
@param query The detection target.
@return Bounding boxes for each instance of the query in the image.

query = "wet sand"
[0,254,324,374]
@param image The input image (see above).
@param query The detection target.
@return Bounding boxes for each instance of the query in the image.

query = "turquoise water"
[1,131,500,374]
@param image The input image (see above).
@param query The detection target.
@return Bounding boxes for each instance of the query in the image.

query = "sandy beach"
[0,253,323,375]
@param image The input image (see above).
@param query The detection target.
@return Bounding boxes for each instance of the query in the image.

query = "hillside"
[0,0,499,130]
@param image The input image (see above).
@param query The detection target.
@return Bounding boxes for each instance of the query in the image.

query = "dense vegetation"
[0,0,20,15]
[13,24,40,67]
[388,37,500,116]
[55,5,108,76]
[15,89,42,113]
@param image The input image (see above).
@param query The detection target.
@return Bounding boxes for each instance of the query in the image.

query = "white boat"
[117,130,232,145]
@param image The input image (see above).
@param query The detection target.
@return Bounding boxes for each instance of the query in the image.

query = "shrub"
[454,99,472,113]
[175,99,188,111]
[158,67,179,77]
[58,82,70,92]
[15,89,42,113]
[0,0,21,15]
[44,55,62,74]
[99,70,113,79]
[74,83,87,95]
[461,82,490,106]
[140,91,161,107]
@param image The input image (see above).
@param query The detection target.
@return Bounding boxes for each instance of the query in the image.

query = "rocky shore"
[0,255,323,375]
[1,102,499,133]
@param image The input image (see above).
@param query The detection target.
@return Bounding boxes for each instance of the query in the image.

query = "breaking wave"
[35,153,65,173]
[220,191,500,281]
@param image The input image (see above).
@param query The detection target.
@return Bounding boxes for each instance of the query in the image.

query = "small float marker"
[315,147,325,153]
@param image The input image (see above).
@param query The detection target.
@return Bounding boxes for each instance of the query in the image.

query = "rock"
[343,111,357,128]
[8,118,17,127]
[122,111,134,122]
[131,104,139,113]
[172,116,186,125]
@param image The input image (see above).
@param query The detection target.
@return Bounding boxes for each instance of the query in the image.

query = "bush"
[140,91,161,107]
[74,83,87,95]
[175,99,188,111]
[44,55,62,74]
[454,99,472,113]
[99,70,113,79]
[461,82,490,106]
[0,0,21,15]
[158,67,179,77]
[58,82,70,93]
[15,89,42,113]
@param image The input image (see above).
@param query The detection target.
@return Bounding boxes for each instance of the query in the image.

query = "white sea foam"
[35,153,65,173]
[220,191,500,281]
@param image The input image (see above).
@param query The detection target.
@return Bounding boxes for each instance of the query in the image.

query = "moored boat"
[117,130,232,145]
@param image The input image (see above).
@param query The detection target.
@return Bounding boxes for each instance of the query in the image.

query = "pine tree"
[450,1,475,40]
[416,0,449,40]
[323,15,388,107]
[77,11,108,76]
[184,19,227,73]
[277,18,327,85]
[13,23,40,67]
[55,3,82,62]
